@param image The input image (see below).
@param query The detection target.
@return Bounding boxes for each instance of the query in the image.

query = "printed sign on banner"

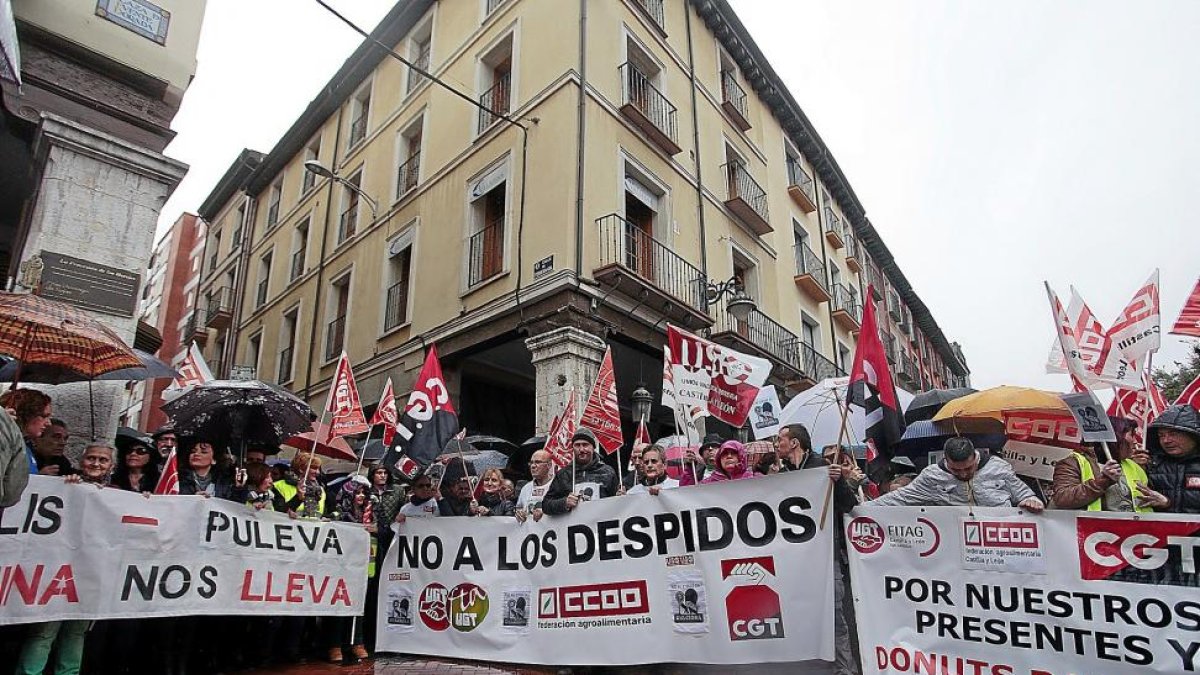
[996,440,1074,481]
[0,477,370,625]
[377,470,835,666]
[1061,391,1117,443]
[847,506,1200,674]
[749,385,782,440]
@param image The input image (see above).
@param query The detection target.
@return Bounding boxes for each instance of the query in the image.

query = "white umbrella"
[778,377,914,450]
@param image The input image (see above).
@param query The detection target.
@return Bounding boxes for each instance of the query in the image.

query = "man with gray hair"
[870,437,1044,511]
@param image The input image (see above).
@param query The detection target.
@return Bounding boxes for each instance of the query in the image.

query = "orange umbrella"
[932,385,1070,422]
[0,292,140,380]
[282,421,357,461]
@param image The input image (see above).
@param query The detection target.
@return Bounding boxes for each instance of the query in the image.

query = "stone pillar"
[21,114,187,452]
[525,327,606,434]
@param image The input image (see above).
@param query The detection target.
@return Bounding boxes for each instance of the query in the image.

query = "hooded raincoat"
[1146,405,1200,514]
[701,441,756,483]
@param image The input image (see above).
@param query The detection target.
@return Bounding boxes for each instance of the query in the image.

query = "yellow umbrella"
[932,385,1070,422]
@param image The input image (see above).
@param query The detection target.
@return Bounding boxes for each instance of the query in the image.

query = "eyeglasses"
[128,447,151,456]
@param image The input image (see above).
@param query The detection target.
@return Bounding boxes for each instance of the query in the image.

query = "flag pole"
[355,424,374,477]
[1141,350,1157,447]
[305,371,336,482]
[818,388,853,531]
[615,439,624,491]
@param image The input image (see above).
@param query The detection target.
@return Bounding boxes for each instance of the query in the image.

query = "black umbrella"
[904,387,978,425]
[464,434,518,454]
[160,380,315,456]
[894,419,1007,466]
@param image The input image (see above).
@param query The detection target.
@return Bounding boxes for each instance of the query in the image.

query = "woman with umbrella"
[111,429,160,494]
[272,450,326,517]
[178,438,245,501]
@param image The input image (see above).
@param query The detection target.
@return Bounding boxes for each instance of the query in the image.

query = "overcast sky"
[158,0,1199,392]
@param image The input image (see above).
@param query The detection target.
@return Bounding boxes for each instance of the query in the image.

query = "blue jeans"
[15,620,89,675]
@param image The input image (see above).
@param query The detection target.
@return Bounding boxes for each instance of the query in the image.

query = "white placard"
[996,440,1074,481]
[749,385,782,440]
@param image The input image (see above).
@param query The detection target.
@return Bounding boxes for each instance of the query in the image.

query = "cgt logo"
[1078,517,1200,585]
[537,580,649,619]
[963,521,1039,549]
[721,557,784,641]
[847,517,885,554]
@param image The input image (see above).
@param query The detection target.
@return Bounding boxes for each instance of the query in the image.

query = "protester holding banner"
[437,459,479,516]
[542,428,619,515]
[152,426,176,463]
[112,433,160,494]
[678,432,722,486]
[624,445,679,495]
[1145,404,1200,513]
[397,471,440,519]
[515,449,554,521]
[272,449,325,516]
[243,461,275,509]
[1051,416,1150,512]
[0,406,28,507]
[1,388,53,478]
[33,418,74,477]
[476,467,515,516]
[621,441,647,489]
[178,439,243,501]
[871,438,1044,510]
[700,440,756,483]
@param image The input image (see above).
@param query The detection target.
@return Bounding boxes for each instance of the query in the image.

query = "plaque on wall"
[38,251,141,318]
[95,0,171,45]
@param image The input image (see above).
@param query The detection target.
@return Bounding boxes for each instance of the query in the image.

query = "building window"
[836,343,851,373]
[801,317,819,350]
[477,34,513,133]
[338,171,363,243]
[232,203,245,248]
[302,136,321,193]
[730,248,758,335]
[621,168,664,281]
[485,0,509,17]
[407,20,432,94]
[348,86,371,149]
[325,275,350,362]
[256,252,272,308]
[718,49,750,130]
[385,229,414,331]
[266,181,282,227]
[467,163,507,286]
[291,218,309,281]
[208,231,221,272]
[279,308,298,383]
[246,333,261,377]
[396,116,423,199]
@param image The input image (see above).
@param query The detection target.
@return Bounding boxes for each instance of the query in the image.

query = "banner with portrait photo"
[846,506,1200,675]
[376,470,835,666]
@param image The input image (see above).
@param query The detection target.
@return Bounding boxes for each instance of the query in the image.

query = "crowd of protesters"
[1,377,1198,675]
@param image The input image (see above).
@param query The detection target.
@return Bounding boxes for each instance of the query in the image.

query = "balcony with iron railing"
[594,214,709,325]
[823,207,845,249]
[348,114,367,148]
[278,346,294,384]
[831,283,862,333]
[899,353,921,388]
[407,43,431,93]
[792,241,830,303]
[477,72,511,133]
[302,170,317,194]
[396,152,420,198]
[631,0,665,34]
[182,313,207,346]
[884,338,897,365]
[256,278,269,308]
[797,340,846,382]
[844,232,862,273]
[710,302,844,384]
[266,198,280,227]
[720,71,751,131]
[786,158,816,213]
[723,161,771,235]
[205,287,234,329]
[338,204,358,243]
[325,315,346,363]
[467,218,505,287]
[290,249,305,281]
[618,63,681,155]
[868,265,884,300]
[385,280,409,331]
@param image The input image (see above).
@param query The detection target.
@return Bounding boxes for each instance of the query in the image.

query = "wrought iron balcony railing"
[595,214,706,314]
[385,280,409,330]
[408,43,431,93]
[831,283,863,324]
[396,152,420,198]
[338,205,358,243]
[823,207,845,245]
[256,278,269,308]
[278,346,294,383]
[348,114,367,148]
[325,315,346,362]
[794,242,827,286]
[720,70,750,129]
[619,63,679,152]
[786,158,816,210]
[467,218,505,287]
[798,341,846,380]
[723,161,770,230]
[478,72,511,133]
[266,199,280,227]
[631,0,665,32]
[290,249,305,281]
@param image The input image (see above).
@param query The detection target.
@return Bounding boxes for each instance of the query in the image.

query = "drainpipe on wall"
[813,162,837,360]
[224,191,256,379]
[684,2,709,283]
[573,0,587,280]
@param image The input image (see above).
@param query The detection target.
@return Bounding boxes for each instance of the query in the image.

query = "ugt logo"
[721,556,784,641]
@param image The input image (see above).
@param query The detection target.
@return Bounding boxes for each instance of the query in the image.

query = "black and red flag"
[848,286,906,460]
[384,344,460,473]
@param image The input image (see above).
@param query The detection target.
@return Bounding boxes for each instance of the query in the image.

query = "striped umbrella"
[0,292,140,381]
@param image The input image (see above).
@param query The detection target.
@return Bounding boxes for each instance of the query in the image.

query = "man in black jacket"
[1144,405,1200,514]
[543,428,619,516]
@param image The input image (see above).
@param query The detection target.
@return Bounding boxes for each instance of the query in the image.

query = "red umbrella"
[283,422,357,461]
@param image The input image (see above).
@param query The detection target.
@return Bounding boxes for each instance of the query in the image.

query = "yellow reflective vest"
[273,479,326,516]
[1075,453,1150,513]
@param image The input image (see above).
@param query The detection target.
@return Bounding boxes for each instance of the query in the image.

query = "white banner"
[846,506,1200,674]
[996,441,1074,481]
[376,470,835,666]
[0,477,370,625]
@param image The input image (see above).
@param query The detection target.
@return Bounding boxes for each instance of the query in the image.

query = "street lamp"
[631,383,653,423]
[304,160,379,218]
[706,275,756,322]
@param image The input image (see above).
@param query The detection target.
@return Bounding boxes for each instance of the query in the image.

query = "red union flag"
[543,391,578,468]
[1045,287,1139,389]
[163,342,213,400]
[154,449,179,495]
[579,347,623,454]
[1106,269,1161,363]
[1177,374,1200,411]
[371,377,399,446]
[665,325,771,428]
[1046,283,1092,392]
[1108,373,1169,445]
[324,352,369,440]
[1172,277,1200,338]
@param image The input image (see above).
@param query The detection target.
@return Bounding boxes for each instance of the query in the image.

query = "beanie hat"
[571,427,598,448]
